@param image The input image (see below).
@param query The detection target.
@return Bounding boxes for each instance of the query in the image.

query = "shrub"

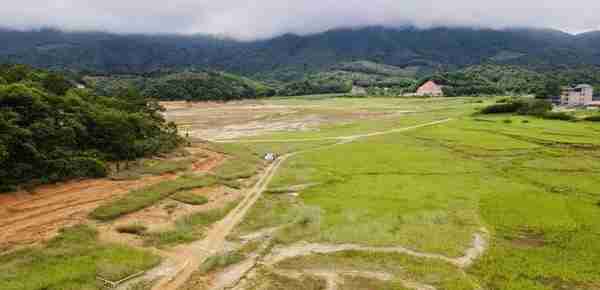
[480,98,552,117]
[171,191,209,205]
[199,252,245,274]
[584,115,600,122]
[480,102,523,114]
[116,224,148,235]
[503,119,513,124]
[517,99,553,116]
[541,112,575,121]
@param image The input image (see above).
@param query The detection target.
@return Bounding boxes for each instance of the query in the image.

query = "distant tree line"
[87,71,277,102]
[0,64,182,191]
[277,78,352,96]
[87,70,355,100]
[421,64,600,98]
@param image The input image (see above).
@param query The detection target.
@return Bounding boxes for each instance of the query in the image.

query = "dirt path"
[220,227,485,290]
[212,118,452,143]
[262,229,488,269]
[269,269,436,290]
[147,156,287,290]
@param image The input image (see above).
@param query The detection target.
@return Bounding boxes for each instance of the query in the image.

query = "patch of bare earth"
[188,148,226,173]
[97,186,243,245]
[0,174,175,250]
[162,100,402,141]
[0,146,224,251]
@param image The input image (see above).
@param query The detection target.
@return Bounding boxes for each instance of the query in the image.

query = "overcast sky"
[2,0,599,40]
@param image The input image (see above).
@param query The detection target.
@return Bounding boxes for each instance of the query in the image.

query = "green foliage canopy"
[0,64,181,191]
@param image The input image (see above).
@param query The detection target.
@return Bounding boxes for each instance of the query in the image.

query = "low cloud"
[1,0,599,39]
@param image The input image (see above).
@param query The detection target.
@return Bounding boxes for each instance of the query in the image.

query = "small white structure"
[264,153,276,161]
[561,84,594,106]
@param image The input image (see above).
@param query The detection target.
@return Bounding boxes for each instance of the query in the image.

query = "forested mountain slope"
[2,26,600,78]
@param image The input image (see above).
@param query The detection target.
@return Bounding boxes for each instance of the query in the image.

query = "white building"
[561,84,594,106]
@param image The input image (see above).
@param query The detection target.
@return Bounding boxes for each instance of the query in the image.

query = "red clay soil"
[192,151,225,173]
[0,175,176,249]
[0,147,224,250]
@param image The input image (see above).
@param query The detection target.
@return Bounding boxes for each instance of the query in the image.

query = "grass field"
[0,225,160,290]
[232,97,600,290]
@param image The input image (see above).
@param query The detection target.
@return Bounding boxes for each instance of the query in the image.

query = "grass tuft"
[116,223,148,235]
[91,174,218,221]
[171,191,209,205]
[199,251,245,274]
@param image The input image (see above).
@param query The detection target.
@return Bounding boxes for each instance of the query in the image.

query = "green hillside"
[2,26,600,77]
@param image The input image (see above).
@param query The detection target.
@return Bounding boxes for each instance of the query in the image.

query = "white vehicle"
[264,153,276,161]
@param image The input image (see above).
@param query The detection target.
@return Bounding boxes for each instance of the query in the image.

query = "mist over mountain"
[1,26,599,78]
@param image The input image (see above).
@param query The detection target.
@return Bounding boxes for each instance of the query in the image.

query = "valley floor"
[2,96,600,290]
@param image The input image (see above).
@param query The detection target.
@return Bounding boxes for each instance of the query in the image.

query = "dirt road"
[149,154,287,290]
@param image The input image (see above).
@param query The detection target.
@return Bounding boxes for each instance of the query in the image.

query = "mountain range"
[1,26,600,79]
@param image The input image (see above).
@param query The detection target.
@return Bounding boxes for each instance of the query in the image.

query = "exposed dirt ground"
[0,175,173,249]
[0,147,223,251]
[161,100,401,141]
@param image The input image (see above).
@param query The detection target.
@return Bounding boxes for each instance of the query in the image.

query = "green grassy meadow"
[234,97,600,289]
[0,225,160,290]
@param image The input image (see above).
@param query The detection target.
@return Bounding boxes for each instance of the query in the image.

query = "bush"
[480,102,524,114]
[480,99,552,116]
[517,99,553,116]
[116,224,148,235]
[584,115,600,122]
[46,157,108,182]
[171,191,209,205]
[199,252,245,274]
[541,112,575,121]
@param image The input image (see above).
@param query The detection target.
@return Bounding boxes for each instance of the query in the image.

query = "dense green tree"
[42,72,72,95]
[0,65,182,191]
[535,81,562,98]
